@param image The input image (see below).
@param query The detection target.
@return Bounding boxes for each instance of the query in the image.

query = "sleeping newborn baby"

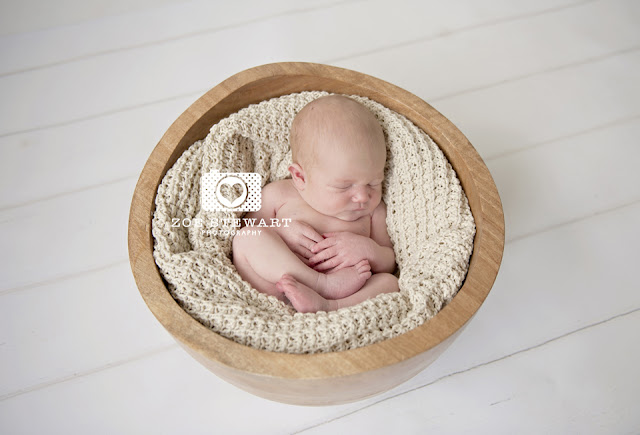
[232,95,399,313]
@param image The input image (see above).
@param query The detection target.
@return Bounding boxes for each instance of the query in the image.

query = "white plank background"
[1,0,639,433]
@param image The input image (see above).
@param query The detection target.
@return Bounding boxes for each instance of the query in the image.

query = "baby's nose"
[351,186,369,202]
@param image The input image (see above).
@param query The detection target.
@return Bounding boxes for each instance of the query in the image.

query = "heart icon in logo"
[215,176,248,208]
[220,183,244,203]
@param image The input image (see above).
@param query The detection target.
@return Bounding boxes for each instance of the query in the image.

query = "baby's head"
[289,95,386,221]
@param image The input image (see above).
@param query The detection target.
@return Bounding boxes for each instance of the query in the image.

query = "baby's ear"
[288,163,306,190]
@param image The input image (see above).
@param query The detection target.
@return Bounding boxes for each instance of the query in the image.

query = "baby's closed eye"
[331,181,382,189]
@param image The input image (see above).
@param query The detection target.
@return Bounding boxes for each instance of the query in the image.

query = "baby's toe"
[356,260,371,273]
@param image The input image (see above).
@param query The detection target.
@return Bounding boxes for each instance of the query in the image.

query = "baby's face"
[290,95,387,221]
[302,143,385,222]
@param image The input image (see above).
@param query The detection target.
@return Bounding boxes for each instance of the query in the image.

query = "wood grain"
[127,62,505,405]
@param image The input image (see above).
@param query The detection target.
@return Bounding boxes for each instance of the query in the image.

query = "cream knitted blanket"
[152,91,475,354]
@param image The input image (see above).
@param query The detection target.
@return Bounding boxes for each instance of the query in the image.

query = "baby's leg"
[232,236,281,300]
[232,227,370,300]
[233,227,313,299]
[277,272,399,313]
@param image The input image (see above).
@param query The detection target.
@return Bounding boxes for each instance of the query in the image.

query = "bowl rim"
[128,62,505,380]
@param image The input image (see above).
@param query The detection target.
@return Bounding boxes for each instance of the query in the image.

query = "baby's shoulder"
[370,200,393,247]
[261,179,299,211]
[262,178,296,198]
[250,179,296,219]
[371,200,388,223]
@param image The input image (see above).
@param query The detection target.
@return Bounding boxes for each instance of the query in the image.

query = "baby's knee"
[232,226,273,251]
[232,227,256,255]
[232,229,248,253]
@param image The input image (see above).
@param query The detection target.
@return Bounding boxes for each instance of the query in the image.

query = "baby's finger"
[309,248,336,265]
[314,257,339,272]
[291,243,314,259]
[298,235,316,252]
[295,228,319,250]
[298,234,321,252]
[301,225,324,244]
[310,237,336,254]
[300,246,315,259]
[329,262,348,272]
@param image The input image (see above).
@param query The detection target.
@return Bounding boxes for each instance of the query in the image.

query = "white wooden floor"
[1,0,639,433]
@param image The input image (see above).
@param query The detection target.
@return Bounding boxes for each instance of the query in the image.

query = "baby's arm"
[309,202,396,274]
[242,181,323,262]
[241,180,280,223]
[367,201,396,273]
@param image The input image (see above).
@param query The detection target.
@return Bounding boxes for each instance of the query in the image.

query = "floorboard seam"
[293,306,640,433]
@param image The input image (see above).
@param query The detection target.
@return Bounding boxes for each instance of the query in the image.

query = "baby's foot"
[276,275,335,313]
[316,260,371,300]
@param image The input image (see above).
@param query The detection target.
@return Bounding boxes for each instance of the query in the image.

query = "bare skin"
[232,95,399,312]
[276,273,399,313]
[233,226,372,301]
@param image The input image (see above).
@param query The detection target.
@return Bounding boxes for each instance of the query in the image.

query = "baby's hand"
[309,232,372,272]
[278,220,324,263]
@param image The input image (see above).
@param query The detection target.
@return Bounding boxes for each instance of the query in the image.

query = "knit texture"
[152,91,475,354]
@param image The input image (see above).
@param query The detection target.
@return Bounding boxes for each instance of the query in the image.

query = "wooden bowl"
[128,62,505,406]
